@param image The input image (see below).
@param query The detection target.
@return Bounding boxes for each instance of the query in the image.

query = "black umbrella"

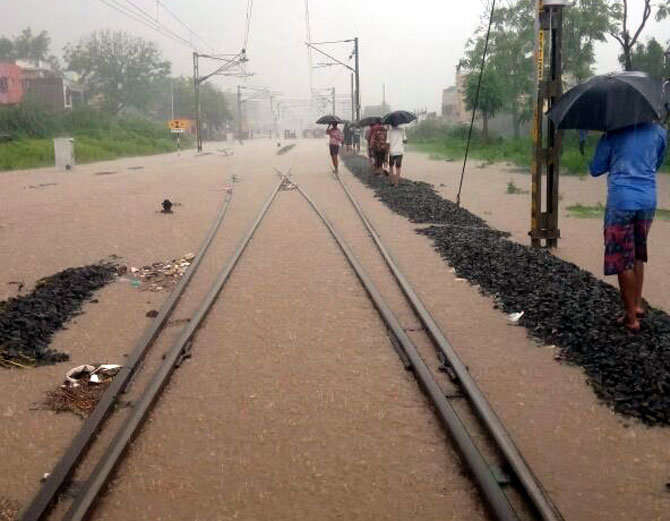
[547,72,665,132]
[316,115,344,125]
[382,110,417,126]
[356,116,383,127]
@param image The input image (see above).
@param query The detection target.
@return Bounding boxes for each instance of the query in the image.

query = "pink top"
[327,127,344,146]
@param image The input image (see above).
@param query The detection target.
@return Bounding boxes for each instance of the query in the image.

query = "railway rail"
[20,163,565,521]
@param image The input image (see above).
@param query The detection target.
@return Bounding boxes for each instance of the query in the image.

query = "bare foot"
[617,316,640,332]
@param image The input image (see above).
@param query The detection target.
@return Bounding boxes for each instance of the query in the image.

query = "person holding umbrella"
[326,122,344,173]
[386,122,407,187]
[549,72,668,332]
[590,122,666,332]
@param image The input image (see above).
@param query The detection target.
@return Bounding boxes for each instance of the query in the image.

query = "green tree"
[461,1,534,138]
[563,0,614,81]
[0,37,14,61]
[608,0,670,71]
[13,28,50,66]
[65,31,170,114]
[460,0,613,138]
[150,77,231,134]
[622,37,670,79]
[464,69,504,140]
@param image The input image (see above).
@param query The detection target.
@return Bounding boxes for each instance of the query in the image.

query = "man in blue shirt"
[590,122,667,332]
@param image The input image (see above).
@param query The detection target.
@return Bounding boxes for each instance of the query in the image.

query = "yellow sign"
[536,30,545,81]
[168,119,187,130]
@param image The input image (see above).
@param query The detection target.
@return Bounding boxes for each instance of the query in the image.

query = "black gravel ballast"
[342,154,670,426]
[0,264,117,367]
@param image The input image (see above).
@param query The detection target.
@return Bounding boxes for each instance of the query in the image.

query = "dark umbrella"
[382,110,417,126]
[356,116,383,127]
[316,115,344,125]
[547,72,665,132]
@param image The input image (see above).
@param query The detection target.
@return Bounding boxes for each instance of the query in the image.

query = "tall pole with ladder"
[193,52,201,152]
[354,37,360,121]
[530,0,569,248]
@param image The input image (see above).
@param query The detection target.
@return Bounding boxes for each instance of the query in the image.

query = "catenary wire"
[456,0,497,207]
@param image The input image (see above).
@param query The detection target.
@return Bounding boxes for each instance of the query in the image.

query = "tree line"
[460,0,670,139]
[0,28,231,132]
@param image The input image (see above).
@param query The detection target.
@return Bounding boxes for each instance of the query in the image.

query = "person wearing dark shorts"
[386,122,407,187]
[590,122,666,332]
[369,122,388,175]
[326,123,344,173]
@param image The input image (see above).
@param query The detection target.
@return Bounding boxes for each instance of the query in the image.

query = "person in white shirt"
[386,123,407,187]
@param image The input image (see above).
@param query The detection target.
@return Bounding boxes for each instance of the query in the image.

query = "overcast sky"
[3,0,670,113]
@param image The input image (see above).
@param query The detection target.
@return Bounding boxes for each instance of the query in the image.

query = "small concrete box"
[54,137,75,170]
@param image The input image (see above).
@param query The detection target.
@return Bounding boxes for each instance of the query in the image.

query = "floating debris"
[0,496,20,521]
[277,143,296,155]
[26,183,58,189]
[125,253,195,292]
[342,154,670,426]
[94,171,118,176]
[43,363,121,417]
[0,264,118,367]
[161,199,173,213]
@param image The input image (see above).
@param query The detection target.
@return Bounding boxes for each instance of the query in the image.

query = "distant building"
[0,61,84,110]
[441,70,469,124]
[362,103,391,118]
[0,63,23,105]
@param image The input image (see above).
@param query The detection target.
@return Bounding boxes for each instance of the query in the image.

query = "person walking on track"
[590,122,667,332]
[365,125,374,166]
[386,122,407,187]
[326,123,344,173]
[369,121,388,175]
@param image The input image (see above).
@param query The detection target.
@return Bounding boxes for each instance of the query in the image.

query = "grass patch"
[566,203,670,220]
[0,104,192,171]
[408,123,668,176]
[0,134,185,171]
[506,179,528,194]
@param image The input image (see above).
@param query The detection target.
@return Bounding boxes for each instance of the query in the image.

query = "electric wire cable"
[456,0,497,207]
[98,0,196,49]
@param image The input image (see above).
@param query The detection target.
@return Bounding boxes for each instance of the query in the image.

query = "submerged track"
[21,163,565,521]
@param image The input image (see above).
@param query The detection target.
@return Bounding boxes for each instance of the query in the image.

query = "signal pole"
[237,85,243,140]
[192,50,250,152]
[192,53,201,151]
[530,1,569,248]
[305,37,360,120]
[350,73,354,121]
[354,37,360,121]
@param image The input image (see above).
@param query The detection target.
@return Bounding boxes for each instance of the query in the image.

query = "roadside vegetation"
[0,105,188,170]
[408,120,668,175]
[0,28,229,171]
[567,203,670,220]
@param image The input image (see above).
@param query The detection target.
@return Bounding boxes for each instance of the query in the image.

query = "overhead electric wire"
[98,0,217,53]
[456,0,497,207]
[243,0,254,50]
[157,0,217,52]
[98,0,195,49]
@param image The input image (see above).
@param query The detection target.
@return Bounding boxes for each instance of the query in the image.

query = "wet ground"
[1,139,669,520]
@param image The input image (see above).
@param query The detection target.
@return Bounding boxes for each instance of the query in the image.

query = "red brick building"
[0,63,24,105]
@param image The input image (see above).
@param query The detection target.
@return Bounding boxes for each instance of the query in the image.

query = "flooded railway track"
[20,166,565,521]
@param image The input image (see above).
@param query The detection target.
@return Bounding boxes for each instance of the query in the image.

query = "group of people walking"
[326,120,407,187]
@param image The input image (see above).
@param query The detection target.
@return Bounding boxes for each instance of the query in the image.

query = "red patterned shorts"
[603,208,655,275]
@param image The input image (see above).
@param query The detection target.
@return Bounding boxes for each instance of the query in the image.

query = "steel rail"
[62,179,283,521]
[294,182,519,521]
[335,174,565,521]
[20,190,234,521]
